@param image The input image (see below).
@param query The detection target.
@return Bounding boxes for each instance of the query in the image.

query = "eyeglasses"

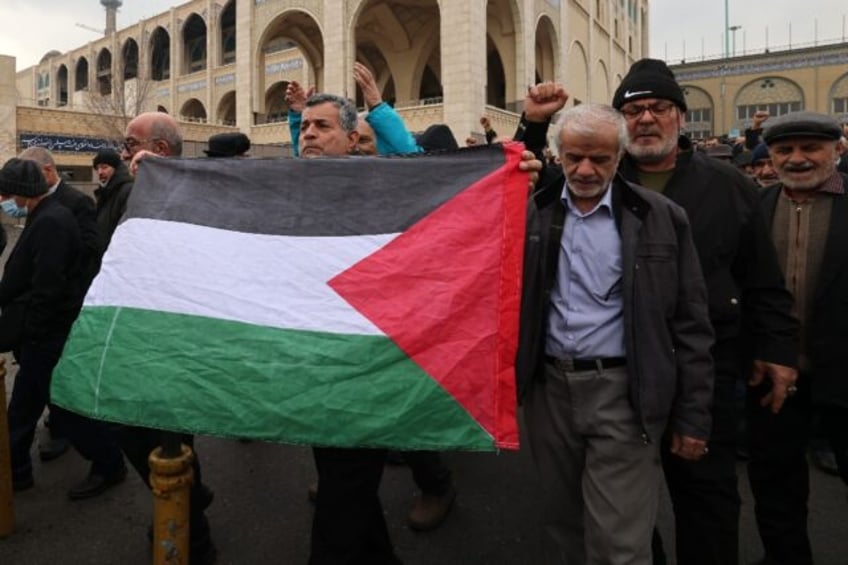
[620,101,676,120]
[122,137,160,152]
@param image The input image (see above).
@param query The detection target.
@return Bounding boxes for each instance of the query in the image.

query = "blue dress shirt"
[545,182,625,359]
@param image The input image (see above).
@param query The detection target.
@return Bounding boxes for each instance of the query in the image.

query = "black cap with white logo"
[613,58,687,112]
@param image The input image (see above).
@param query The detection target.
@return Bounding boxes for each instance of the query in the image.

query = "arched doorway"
[486,0,521,110]
[180,98,207,122]
[75,57,89,91]
[56,65,69,106]
[734,77,804,132]
[220,1,236,65]
[96,48,113,96]
[122,38,139,80]
[352,0,440,107]
[535,15,558,84]
[150,26,171,81]
[217,91,237,126]
[183,13,208,75]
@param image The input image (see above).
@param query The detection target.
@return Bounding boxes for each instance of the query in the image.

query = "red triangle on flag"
[329,143,528,449]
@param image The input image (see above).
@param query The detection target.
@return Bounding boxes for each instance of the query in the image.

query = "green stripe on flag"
[52,306,495,450]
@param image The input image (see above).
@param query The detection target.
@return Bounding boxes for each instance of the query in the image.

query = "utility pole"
[730,25,742,57]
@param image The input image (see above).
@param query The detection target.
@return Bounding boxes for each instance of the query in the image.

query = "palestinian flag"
[52,143,528,451]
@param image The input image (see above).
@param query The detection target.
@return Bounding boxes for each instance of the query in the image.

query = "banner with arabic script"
[19,133,119,154]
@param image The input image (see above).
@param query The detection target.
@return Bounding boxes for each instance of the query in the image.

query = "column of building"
[0,56,17,164]
[169,8,180,118]
[205,0,216,124]
[322,0,344,97]
[235,0,252,129]
[440,1,488,144]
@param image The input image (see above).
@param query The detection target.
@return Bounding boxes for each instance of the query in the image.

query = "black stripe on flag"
[125,145,509,237]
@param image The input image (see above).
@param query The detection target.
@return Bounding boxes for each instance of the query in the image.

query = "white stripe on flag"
[86,218,398,335]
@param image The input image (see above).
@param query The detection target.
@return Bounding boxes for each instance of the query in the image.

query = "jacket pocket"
[636,242,677,261]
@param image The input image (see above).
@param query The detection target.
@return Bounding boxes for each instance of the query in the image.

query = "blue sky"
[1,0,846,70]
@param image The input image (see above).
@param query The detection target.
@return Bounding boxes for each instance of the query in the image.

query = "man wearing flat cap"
[751,142,780,188]
[513,58,800,565]
[704,143,734,161]
[748,111,848,565]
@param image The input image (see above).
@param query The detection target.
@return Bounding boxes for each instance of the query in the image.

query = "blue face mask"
[1,198,27,218]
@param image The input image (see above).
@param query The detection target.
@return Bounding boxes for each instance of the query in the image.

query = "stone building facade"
[5,0,649,174]
[671,41,848,139]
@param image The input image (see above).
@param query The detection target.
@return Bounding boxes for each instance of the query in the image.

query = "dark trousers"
[7,337,124,481]
[660,371,741,565]
[406,450,451,495]
[310,447,401,565]
[51,406,125,475]
[117,425,211,545]
[821,405,848,485]
[747,373,848,565]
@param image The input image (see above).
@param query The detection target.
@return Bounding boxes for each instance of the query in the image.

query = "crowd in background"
[0,56,846,565]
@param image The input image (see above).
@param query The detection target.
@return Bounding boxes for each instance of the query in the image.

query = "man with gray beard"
[611,59,799,565]
[516,102,715,565]
[513,58,800,565]
[750,111,848,565]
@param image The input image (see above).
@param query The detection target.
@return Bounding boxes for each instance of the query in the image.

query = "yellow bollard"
[149,443,194,565]
[0,358,14,538]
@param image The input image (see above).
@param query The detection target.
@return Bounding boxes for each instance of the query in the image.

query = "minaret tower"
[101,0,123,35]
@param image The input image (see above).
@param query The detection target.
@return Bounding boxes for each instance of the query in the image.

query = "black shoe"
[13,475,34,492]
[810,446,840,476]
[197,483,215,510]
[39,436,71,462]
[67,465,127,500]
[191,538,217,565]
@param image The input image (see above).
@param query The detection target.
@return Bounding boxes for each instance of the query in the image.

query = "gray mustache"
[783,164,815,172]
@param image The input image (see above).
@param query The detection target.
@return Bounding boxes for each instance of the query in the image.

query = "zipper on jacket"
[631,261,652,444]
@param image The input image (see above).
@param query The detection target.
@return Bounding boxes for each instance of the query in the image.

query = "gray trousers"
[525,361,661,565]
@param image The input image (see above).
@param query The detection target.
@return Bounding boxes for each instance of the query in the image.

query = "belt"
[545,355,626,372]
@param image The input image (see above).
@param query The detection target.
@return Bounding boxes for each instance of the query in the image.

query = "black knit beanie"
[0,158,48,197]
[613,58,687,112]
[93,148,123,169]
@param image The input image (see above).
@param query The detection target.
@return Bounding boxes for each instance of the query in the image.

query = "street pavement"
[0,215,846,565]
[1,394,847,564]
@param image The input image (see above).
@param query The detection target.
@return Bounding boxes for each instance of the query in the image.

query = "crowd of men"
[693,110,848,191]
[0,56,846,565]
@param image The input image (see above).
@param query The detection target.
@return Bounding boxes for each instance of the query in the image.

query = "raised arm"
[354,62,421,154]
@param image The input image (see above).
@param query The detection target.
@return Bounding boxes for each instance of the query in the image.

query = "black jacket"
[54,179,102,291]
[618,137,798,370]
[514,116,798,372]
[0,195,82,341]
[516,175,715,441]
[759,174,848,407]
[94,166,133,251]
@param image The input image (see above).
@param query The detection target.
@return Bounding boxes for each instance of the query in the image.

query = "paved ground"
[1,397,847,565]
[0,215,846,565]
